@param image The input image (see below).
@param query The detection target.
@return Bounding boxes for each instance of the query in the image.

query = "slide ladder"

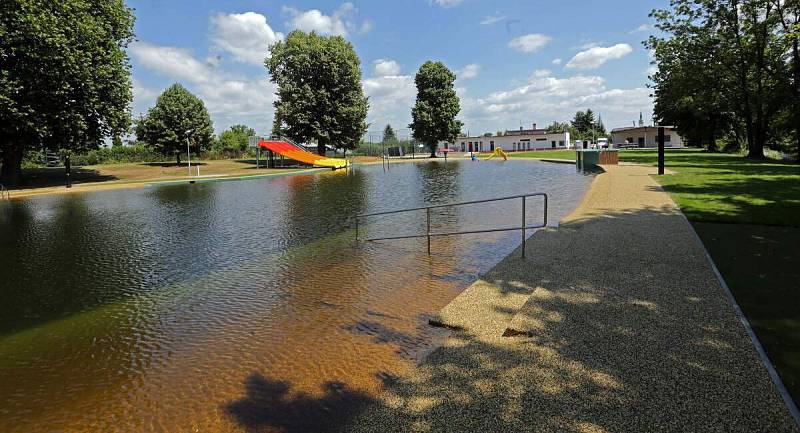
[258,138,348,169]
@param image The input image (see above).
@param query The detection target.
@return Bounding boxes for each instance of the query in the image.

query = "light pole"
[185,129,193,175]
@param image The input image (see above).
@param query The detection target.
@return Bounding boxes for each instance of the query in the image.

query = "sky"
[128,0,666,139]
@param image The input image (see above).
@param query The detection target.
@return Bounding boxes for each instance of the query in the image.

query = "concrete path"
[347,165,799,432]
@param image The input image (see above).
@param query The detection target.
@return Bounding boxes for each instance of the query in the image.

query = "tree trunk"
[176,152,181,165]
[0,140,23,187]
[429,143,437,158]
[317,141,326,156]
[707,130,717,152]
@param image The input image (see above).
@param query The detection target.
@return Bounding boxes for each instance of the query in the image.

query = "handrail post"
[521,196,526,258]
[355,216,359,241]
[543,194,548,227]
[426,207,431,254]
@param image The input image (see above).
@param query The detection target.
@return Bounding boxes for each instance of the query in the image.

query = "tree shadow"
[224,374,377,433]
[14,167,118,189]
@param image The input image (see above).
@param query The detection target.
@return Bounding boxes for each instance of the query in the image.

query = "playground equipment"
[484,147,508,161]
[250,136,348,170]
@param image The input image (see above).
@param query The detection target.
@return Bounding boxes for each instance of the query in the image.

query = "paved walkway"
[347,165,799,432]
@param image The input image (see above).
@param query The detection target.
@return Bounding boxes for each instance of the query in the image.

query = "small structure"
[610,126,685,148]
[438,123,571,153]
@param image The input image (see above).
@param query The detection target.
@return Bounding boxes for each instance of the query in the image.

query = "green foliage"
[409,61,463,157]
[648,0,798,159]
[0,0,136,184]
[70,144,166,165]
[136,84,214,164]
[267,31,368,155]
[571,109,596,134]
[545,122,571,134]
[211,124,255,158]
[382,124,398,145]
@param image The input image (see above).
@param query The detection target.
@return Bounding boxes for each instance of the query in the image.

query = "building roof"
[611,125,676,133]
[504,128,548,136]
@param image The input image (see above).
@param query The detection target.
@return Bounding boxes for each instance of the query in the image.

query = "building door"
[551,141,556,148]
[638,137,645,147]
[490,141,495,151]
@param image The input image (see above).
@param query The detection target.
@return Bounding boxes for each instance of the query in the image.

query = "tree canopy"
[267,30,369,156]
[136,84,214,164]
[213,124,255,157]
[382,124,398,145]
[648,0,799,159]
[409,61,463,157]
[0,0,135,185]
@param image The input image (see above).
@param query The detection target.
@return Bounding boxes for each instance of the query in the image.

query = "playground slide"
[484,148,508,161]
[258,140,348,169]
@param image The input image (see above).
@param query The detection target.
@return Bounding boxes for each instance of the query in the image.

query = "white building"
[610,126,685,148]
[440,124,572,153]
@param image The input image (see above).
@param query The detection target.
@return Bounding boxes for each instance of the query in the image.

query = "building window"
[664,135,671,142]
[551,140,556,148]
[638,137,645,146]
[559,141,565,146]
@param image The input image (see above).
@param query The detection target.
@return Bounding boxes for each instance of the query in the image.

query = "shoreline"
[3,156,579,200]
[348,164,800,432]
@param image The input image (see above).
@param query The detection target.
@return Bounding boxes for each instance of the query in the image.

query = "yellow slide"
[484,148,508,161]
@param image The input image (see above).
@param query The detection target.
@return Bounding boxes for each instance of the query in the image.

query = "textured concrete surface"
[346,164,799,432]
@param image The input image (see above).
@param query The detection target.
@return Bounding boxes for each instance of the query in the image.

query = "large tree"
[267,31,369,156]
[0,0,135,185]
[382,124,397,145]
[136,84,214,164]
[649,0,790,159]
[409,61,463,157]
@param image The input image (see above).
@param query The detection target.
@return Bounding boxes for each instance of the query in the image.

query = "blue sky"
[128,0,666,138]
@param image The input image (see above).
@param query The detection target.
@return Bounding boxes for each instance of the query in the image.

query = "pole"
[658,126,665,175]
[186,137,191,175]
[521,196,526,258]
[426,207,431,255]
[64,154,71,188]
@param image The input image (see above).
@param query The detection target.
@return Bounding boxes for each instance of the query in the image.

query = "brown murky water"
[0,160,591,432]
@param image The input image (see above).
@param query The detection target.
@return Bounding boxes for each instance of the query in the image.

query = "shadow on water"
[221,205,797,433]
[224,375,376,433]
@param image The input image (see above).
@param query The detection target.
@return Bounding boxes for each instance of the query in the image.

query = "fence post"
[521,196,526,258]
[426,207,431,255]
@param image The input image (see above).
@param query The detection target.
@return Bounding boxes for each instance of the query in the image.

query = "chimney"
[532,123,537,130]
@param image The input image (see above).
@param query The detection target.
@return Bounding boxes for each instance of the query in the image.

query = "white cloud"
[532,69,551,78]
[458,64,480,80]
[552,58,562,65]
[630,24,652,34]
[210,12,284,65]
[508,34,552,53]
[456,72,652,134]
[362,59,416,129]
[566,43,633,70]
[282,3,369,37]
[432,0,464,7]
[480,14,506,25]
[373,59,401,77]
[130,42,277,132]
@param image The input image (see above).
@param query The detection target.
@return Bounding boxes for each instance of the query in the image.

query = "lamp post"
[185,129,193,176]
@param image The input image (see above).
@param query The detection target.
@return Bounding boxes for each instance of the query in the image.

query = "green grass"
[619,149,800,227]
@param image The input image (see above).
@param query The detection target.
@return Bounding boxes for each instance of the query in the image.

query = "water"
[0,160,591,432]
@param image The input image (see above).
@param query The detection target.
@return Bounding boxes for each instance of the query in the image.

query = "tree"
[649,0,790,159]
[136,84,214,164]
[382,124,398,145]
[571,109,596,135]
[546,122,571,134]
[267,31,368,156]
[0,0,135,185]
[213,124,255,157]
[409,61,463,157]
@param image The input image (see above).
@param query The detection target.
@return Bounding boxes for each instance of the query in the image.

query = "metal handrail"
[355,193,548,258]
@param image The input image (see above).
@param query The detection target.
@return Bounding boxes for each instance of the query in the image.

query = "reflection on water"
[0,160,591,432]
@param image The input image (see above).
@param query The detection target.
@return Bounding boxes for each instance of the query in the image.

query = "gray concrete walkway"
[347,165,799,432]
